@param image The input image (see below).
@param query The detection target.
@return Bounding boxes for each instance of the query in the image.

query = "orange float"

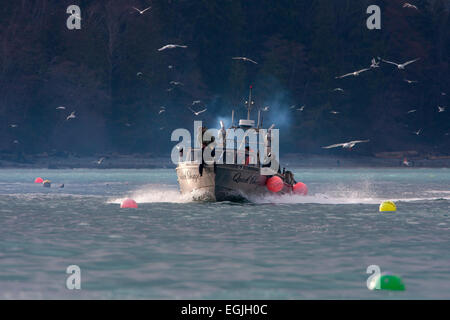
[266,176,284,193]
[293,182,308,195]
[120,198,138,208]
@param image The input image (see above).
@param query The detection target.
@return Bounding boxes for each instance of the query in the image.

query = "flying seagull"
[438,106,446,112]
[333,88,344,92]
[403,3,419,10]
[407,109,417,114]
[322,140,370,149]
[158,44,188,51]
[382,58,420,70]
[158,107,166,114]
[297,105,305,111]
[262,106,270,112]
[188,107,207,116]
[132,6,151,14]
[330,111,340,114]
[232,57,258,64]
[404,79,418,84]
[413,129,422,135]
[370,58,380,68]
[335,68,370,79]
[9,124,18,128]
[66,111,76,120]
[169,81,184,86]
[96,157,105,165]
[56,106,66,110]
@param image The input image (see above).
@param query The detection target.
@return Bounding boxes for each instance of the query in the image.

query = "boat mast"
[238,85,256,129]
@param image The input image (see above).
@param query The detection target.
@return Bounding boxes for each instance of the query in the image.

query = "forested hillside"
[1,0,449,157]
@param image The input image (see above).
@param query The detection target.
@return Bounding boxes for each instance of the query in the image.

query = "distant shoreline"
[1,153,449,169]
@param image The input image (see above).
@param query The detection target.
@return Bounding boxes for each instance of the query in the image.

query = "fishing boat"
[175,86,307,202]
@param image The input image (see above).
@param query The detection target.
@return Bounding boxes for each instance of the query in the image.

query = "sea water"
[0,168,449,299]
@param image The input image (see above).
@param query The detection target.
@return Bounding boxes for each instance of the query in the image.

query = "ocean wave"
[249,193,450,205]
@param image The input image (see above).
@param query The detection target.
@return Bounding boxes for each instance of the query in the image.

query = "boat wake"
[108,184,450,205]
[108,184,203,204]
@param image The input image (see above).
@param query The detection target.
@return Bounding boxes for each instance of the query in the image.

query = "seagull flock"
[335,57,420,79]
[323,3,448,151]
[7,2,447,155]
[325,53,444,148]
[126,7,260,120]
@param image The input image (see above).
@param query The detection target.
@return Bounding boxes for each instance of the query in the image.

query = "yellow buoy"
[379,201,396,212]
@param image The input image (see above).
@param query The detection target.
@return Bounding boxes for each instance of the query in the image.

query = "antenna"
[231,110,235,127]
[245,85,254,120]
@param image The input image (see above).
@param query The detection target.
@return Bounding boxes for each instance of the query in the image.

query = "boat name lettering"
[179,171,201,181]
[232,173,257,184]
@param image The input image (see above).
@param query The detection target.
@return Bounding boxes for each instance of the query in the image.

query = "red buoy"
[34,177,44,183]
[293,182,308,195]
[266,176,284,193]
[120,198,138,208]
